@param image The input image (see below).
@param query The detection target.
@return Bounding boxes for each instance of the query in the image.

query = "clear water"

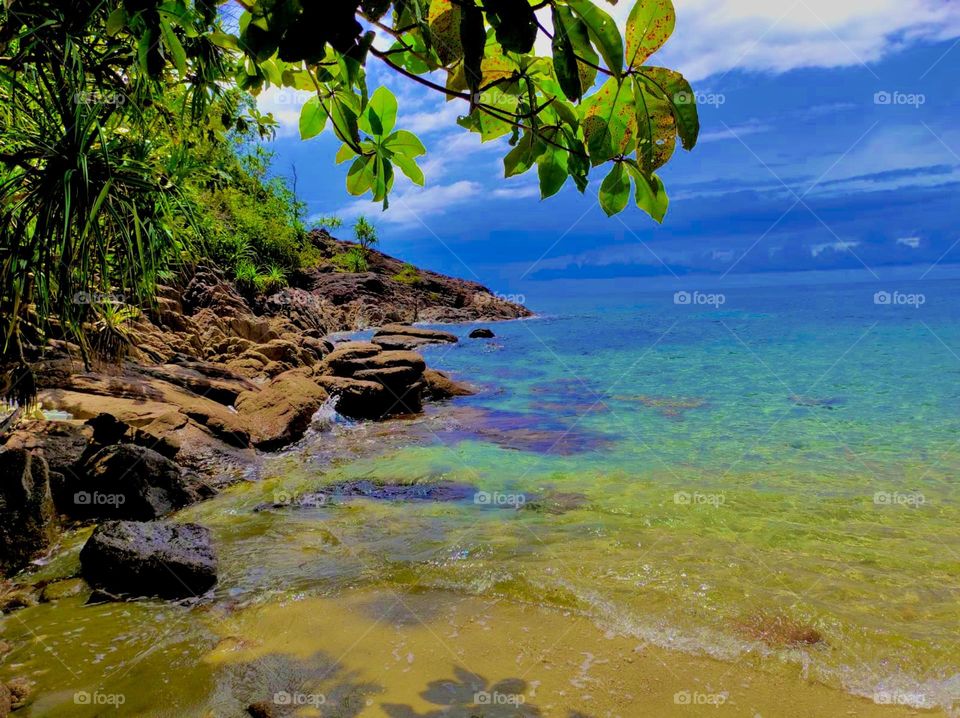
[3,275,960,716]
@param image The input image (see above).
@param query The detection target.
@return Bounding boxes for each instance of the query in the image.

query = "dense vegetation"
[0,0,699,401]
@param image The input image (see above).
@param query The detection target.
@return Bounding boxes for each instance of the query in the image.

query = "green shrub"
[392,263,423,285]
[332,247,369,273]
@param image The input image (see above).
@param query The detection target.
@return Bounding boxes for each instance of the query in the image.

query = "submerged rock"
[79,520,218,599]
[469,328,495,339]
[39,577,88,603]
[259,480,477,510]
[0,450,59,577]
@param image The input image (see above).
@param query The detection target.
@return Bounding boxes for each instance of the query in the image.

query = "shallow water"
[3,276,959,716]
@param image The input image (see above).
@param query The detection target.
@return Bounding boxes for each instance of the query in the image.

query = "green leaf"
[106,8,127,36]
[393,153,425,186]
[428,0,464,64]
[551,7,582,102]
[625,163,669,222]
[566,0,624,78]
[160,18,187,76]
[458,105,515,142]
[460,0,486,97]
[504,132,542,177]
[360,87,398,137]
[330,96,361,147]
[384,130,427,157]
[299,96,328,140]
[537,146,569,199]
[556,5,599,96]
[632,76,676,174]
[346,156,375,196]
[637,67,700,150]
[599,163,631,216]
[335,144,356,164]
[484,0,538,54]
[580,77,637,166]
[625,0,676,69]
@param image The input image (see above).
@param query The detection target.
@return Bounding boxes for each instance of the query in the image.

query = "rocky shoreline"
[0,237,527,709]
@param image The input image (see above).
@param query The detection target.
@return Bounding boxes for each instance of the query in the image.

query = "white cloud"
[613,0,960,81]
[897,236,922,248]
[700,120,771,143]
[491,184,540,200]
[336,180,483,228]
[254,86,313,137]
[811,239,860,257]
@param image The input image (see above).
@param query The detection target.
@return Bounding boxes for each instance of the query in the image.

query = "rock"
[316,375,421,419]
[79,520,218,599]
[320,341,381,371]
[5,677,33,710]
[0,584,39,613]
[422,369,476,401]
[0,450,58,577]
[370,334,436,351]
[139,363,257,405]
[247,702,279,718]
[39,577,87,602]
[1,421,94,499]
[234,369,329,450]
[86,412,132,445]
[323,348,425,378]
[68,444,202,520]
[252,338,307,366]
[469,328,495,339]
[374,324,458,344]
[0,682,10,718]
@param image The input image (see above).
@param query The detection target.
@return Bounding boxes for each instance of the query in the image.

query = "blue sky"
[256,1,960,292]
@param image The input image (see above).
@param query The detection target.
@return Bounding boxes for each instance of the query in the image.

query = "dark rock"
[86,411,133,445]
[1,420,93,488]
[138,363,257,406]
[79,520,218,599]
[247,702,279,718]
[422,369,475,401]
[68,444,201,520]
[234,369,329,451]
[469,328,495,339]
[316,376,422,419]
[0,450,58,577]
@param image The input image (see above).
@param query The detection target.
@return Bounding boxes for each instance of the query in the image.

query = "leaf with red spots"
[625,0,676,69]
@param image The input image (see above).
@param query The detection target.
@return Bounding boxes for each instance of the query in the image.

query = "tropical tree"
[0,0,699,401]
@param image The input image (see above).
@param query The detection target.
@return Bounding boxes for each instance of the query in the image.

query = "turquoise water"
[311,275,960,709]
[4,275,960,715]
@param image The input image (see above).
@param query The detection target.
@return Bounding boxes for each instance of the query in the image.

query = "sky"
[255,0,960,293]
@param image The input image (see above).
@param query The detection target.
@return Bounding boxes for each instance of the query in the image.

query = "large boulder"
[234,369,329,450]
[67,444,203,520]
[0,450,59,577]
[422,369,476,401]
[79,520,218,599]
[468,328,495,339]
[373,324,458,345]
[316,375,422,419]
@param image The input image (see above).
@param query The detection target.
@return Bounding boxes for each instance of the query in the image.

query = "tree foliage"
[0,0,699,395]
